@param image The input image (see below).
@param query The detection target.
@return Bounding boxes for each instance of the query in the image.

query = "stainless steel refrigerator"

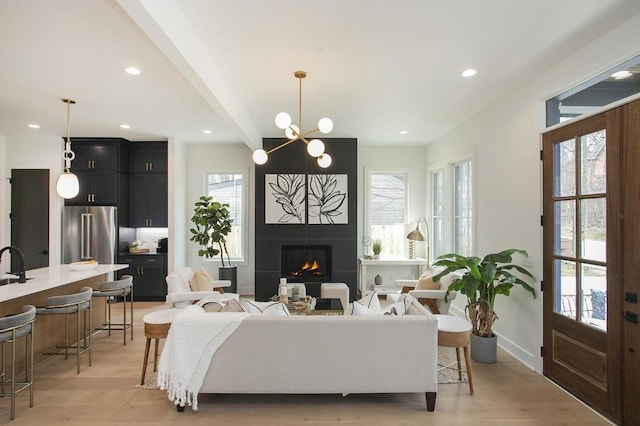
[62,206,117,264]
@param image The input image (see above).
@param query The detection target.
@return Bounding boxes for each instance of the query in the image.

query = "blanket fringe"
[158,371,199,411]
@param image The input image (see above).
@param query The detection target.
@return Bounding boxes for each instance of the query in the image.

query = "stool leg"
[463,345,474,395]
[107,297,112,337]
[87,302,92,367]
[129,289,134,342]
[456,347,463,381]
[122,290,126,346]
[141,337,151,385]
[64,313,69,360]
[76,307,81,374]
[29,326,34,407]
[153,339,160,372]
[11,331,16,420]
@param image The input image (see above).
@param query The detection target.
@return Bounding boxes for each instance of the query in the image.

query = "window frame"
[203,169,249,265]
[364,167,409,258]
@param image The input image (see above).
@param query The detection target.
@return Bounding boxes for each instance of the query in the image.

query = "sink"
[0,277,32,286]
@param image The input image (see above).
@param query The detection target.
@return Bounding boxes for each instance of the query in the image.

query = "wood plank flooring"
[2,301,612,425]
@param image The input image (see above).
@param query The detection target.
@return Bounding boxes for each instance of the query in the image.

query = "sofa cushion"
[172,267,194,292]
[415,271,440,290]
[190,268,214,291]
[242,301,290,316]
[221,298,245,313]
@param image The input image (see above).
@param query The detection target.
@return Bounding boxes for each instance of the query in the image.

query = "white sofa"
[196,301,439,411]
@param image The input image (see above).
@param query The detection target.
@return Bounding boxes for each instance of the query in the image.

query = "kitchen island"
[0,264,128,362]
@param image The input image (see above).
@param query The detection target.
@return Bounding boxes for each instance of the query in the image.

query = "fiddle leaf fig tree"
[432,249,536,338]
[189,195,233,266]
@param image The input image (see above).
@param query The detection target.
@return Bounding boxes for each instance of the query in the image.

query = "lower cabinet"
[117,255,167,301]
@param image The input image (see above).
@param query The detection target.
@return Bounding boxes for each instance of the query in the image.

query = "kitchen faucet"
[0,246,27,283]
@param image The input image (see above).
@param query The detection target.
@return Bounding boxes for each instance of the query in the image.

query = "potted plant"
[189,195,237,293]
[432,249,536,363]
[372,239,382,259]
[290,285,301,302]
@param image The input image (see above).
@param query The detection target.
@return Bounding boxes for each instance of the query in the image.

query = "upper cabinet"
[64,138,128,207]
[129,142,168,173]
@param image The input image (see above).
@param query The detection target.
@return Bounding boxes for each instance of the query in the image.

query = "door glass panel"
[580,130,606,195]
[580,264,607,331]
[554,139,576,197]
[554,200,575,257]
[556,259,577,318]
[580,198,606,262]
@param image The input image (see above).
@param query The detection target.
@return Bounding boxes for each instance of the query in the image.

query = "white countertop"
[0,264,128,303]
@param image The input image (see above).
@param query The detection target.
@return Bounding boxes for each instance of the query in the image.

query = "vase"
[291,293,300,302]
[374,274,383,286]
[218,265,237,293]
[470,333,497,364]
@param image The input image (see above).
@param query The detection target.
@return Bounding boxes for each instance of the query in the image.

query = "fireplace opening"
[281,245,331,283]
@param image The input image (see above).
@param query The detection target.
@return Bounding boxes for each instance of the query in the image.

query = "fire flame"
[291,259,323,276]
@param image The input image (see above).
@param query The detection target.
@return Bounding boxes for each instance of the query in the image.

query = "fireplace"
[281,245,332,283]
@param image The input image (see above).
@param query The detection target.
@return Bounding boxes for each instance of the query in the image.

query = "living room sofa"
[196,300,439,411]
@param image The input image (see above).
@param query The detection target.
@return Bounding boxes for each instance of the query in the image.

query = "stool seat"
[140,309,181,385]
[92,275,133,346]
[437,314,472,334]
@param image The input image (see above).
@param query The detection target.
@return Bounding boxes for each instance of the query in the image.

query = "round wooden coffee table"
[140,309,181,385]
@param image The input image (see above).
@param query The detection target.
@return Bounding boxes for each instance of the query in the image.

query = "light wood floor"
[2,301,611,425]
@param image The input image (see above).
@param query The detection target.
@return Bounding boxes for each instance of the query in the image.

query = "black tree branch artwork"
[266,174,306,224]
[308,174,348,224]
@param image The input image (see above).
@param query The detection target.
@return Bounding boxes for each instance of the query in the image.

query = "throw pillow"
[358,291,382,311]
[221,298,245,312]
[351,301,380,316]
[415,271,439,290]
[201,301,224,312]
[242,300,291,316]
[189,268,214,291]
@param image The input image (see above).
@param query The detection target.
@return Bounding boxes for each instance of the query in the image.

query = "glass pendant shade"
[275,112,292,129]
[307,139,325,157]
[318,117,333,134]
[284,124,299,140]
[317,153,332,168]
[252,149,268,165]
[56,170,80,199]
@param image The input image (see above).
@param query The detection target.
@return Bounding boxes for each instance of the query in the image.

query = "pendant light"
[56,98,80,199]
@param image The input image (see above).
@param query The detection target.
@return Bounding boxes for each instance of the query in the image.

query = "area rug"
[438,348,468,384]
[137,371,159,390]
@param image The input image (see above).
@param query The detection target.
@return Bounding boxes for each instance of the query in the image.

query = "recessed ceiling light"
[461,69,477,78]
[124,67,141,76]
[203,129,212,134]
[399,130,408,135]
[120,124,130,129]
[611,70,632,80]
[27,123,40,129]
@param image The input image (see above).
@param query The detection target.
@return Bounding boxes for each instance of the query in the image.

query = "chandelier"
[56,98,80,199]
[252,71,333,168]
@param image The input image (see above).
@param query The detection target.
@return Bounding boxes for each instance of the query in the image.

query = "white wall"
[182,143,255,295]
[425,14,640,372]
[1,131,64,264]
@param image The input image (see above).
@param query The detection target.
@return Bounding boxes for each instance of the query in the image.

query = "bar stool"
[436,314,474,395]
[0,305,36,421]
[140,309,181,385]
[92,275,134,345]
[36,286,93,374]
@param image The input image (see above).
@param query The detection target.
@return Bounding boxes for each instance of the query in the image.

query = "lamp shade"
[307,139,325,157]
[56,171,80,199]
[275,112,292,129]
[318,117,333,134]
[406,228,425,241]
[285,124,300,140]
[317,153,332,168]
[252,149,268,165]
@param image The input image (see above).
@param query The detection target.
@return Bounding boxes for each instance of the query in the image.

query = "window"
[454,160,473,256]
[366,171,407,257]
[205,172,246,262]
[428,156,474,259]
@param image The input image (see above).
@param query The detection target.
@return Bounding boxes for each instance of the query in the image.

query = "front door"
[10,169,49,270]
[543,100,640,424]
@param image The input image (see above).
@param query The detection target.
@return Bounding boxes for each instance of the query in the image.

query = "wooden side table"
[436,314,474,395]
[140,309,180,385]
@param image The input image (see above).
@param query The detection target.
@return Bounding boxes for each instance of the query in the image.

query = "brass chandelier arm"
[266,138,299,155]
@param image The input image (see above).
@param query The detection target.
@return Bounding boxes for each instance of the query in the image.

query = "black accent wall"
[254,138,358,301]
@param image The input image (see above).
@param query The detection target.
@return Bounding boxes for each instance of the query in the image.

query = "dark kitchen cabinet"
[117,254,167,301]
[129,142,167,173]
[128,142,168,227]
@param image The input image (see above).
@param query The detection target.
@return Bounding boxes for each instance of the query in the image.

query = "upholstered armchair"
[165,267,238,308]
[387,269,461,314]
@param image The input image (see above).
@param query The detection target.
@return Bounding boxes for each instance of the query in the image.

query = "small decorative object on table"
[290,285,301,301]
[374,274,383,286]
[372,239,382,259]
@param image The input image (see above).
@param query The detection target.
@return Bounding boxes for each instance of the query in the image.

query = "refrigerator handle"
[81,213,93,260]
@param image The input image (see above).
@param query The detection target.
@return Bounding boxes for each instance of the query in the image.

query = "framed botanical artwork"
[308,174,348,224]
[265,174,306,224]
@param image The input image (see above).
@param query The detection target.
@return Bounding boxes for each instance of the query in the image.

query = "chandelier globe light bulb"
[317,153,332,168]
[318,117,333,134]
[252,149,268,165]
[307,139,325,157]
[275,112,292,129]
[56,171,80,199]
[285,124,299,140]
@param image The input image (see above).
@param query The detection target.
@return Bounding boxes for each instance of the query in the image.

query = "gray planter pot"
[218,265,237,293]
[470,333,497,364]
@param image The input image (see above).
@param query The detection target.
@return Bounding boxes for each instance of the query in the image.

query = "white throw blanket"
[157,305,253,410]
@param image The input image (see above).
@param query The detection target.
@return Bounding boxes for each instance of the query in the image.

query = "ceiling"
[1,0,639,151]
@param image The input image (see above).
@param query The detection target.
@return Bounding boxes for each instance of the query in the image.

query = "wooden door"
[543,100,640,424]
[10,169,49,270]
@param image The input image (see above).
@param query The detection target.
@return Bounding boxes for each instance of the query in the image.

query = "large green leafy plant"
[189,195,233,266]
[432,249,536,338]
